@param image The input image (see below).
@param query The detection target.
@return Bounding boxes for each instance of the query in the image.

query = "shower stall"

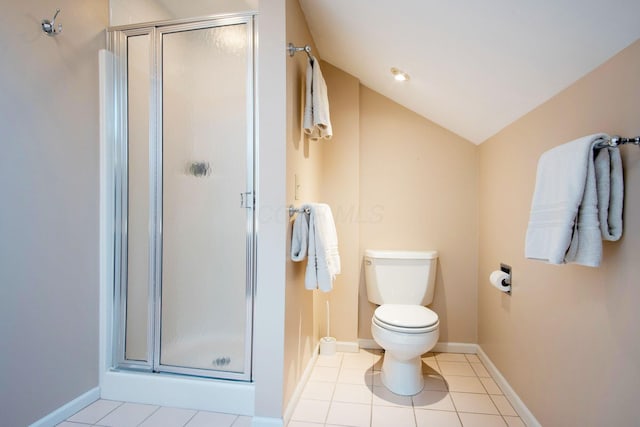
[104,12,255,390]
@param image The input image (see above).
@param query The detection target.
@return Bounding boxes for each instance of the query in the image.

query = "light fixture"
[390,67,409,82]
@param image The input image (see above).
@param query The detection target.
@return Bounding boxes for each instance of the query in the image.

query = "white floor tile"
[465,354,482,363]
[309,366,340,382]
[231,416,252,427]
[436,353,468,362]
[287,422,324,427]
[315,354,343,368]
[57,423,91,427]
[95,402,159,427]
[372,385,413,407]
[325,401,371,427]
[422,358,441,372]
[503,416,526,426]
[338,367,373,385]
[333,383,372,404]
[139,407,197,427]
[444,375,486,393]
[339,363,372,376]
[372,353,383,371]
[450,392,499,415]
[412,390,456,411]
[371,370,383,387]
[480,377,503,395]
[342,353,374,369]
[490,395,518,416]
[67,399,123,424]
[422,374,449,391]
[290,399,330,424]
[471,362,491,377]
[371,405,416,427]
[415,409,462,427]
[301,381,335,401]
[457,412,507,427]
[438,362,476,377]
[185,411,237,427]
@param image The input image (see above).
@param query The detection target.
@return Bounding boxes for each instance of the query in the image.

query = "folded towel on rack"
[290,209,309,261]
[291,203,340,292]
[596,147,624,241]
[303,57,333,141]
[525,133,623,267]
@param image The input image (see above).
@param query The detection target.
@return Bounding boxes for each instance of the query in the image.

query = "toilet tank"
[364,250,438,306]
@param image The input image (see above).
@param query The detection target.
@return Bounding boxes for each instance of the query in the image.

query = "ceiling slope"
[299,0,640,144]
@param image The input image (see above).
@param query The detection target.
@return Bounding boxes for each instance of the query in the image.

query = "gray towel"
[290,209,309,262]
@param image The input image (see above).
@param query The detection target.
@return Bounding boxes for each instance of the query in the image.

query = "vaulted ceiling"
[299,1,640,144]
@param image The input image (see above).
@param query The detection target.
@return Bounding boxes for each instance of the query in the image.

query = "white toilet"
[364,249,440,396]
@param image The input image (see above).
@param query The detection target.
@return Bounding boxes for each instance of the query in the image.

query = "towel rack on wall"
[287,43,313,61]
[289,205,310,218]
[594,135,640,149]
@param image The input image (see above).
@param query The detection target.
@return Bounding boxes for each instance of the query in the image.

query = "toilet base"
[380,352,424,396]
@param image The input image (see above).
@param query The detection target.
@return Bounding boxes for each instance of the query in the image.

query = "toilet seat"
[373,304,439,334]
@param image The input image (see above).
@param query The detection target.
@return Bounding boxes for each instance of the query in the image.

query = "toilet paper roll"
[489,270,511,292]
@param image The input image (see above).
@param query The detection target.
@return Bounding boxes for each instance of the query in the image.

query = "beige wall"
[109,0,258,26]
[358,87,479,343]
[318,62,361,344]
[478,40,640,426]
[283,0,321,410]
[0,1,108,425]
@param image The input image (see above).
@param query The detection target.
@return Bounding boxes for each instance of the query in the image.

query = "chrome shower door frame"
[108,14,256,381]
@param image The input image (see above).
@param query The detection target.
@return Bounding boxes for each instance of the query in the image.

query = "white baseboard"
[477,346,541,427]
[30,387,100,427]
[336,341,359,353]
[282,343,320,425]
[432,342,478,354]
[358,338,381,350]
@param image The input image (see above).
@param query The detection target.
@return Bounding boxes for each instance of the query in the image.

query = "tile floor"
[59,400,251,427]
[61,350,526,427]
[289,350,526,427]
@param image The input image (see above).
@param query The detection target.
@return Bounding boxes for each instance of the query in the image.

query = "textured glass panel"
[160,24,248,373]
[125,34,150,362]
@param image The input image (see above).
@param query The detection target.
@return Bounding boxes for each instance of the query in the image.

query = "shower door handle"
[240,192,254,209]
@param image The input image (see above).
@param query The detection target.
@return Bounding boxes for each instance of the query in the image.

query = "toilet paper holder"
[499,263,512,294]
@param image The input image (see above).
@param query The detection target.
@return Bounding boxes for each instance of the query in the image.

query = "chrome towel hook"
[42,9,63,36]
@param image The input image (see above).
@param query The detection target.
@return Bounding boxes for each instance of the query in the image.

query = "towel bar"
[289,205,310,218]
[594,135,640,149]
[287,43,313,61]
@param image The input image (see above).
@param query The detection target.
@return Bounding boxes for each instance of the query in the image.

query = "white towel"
[290,210,309,261]
[525,133,624,267]
[595,147,624,241]
[299,203,340,292]
[303,57,333,141]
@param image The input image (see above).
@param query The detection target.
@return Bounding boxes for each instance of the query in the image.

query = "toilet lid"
[374,304,439,331]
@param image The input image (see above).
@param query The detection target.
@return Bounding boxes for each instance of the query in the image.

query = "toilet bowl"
[371,304,439,395]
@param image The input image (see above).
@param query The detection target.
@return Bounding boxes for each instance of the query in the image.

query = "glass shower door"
[157,22,253,377]
[110,15,255,381]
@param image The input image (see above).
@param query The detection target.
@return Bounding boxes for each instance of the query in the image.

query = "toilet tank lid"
[364,249,438,260]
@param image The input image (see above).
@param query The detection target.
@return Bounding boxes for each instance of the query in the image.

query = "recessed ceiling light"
[390,67,409,81]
